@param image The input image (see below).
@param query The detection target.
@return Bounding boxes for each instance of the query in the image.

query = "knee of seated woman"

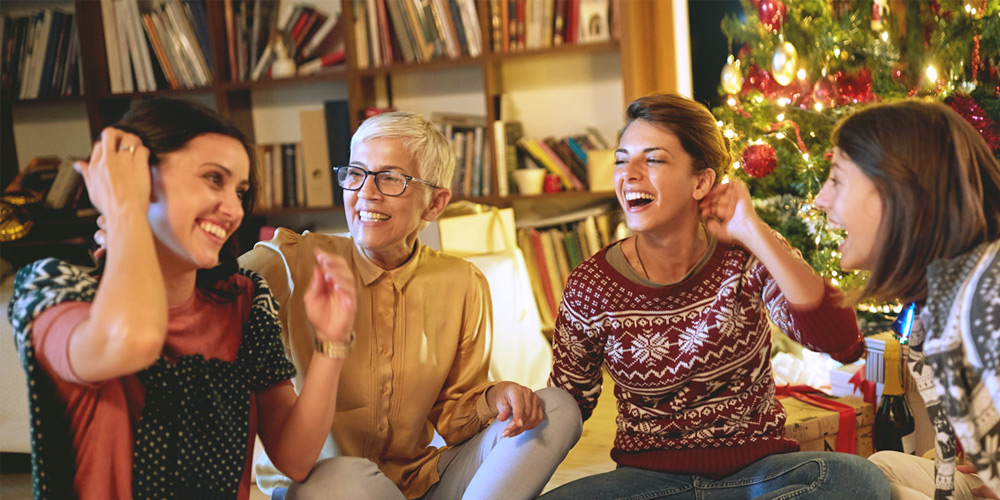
[287,457,403,500]
[536,387,583,437]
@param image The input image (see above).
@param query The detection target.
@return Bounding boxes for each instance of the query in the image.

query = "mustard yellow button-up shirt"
[239,229,496,498]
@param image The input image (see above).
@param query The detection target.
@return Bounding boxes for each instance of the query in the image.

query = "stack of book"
[433,112,492,198]
[354,0,484,69]
[494,123,610,196]
[517,210,623,329]
[225,0,345,82]
[1,8,82,99]
[488,0,618,54]
[254,101,351,210]
[99,0,213,93]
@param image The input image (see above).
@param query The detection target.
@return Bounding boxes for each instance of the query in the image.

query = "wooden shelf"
[2,0,633,263]
[251,205,345,217]
[486,40,620,62]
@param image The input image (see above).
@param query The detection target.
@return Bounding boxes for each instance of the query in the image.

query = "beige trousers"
[869,451,990,500]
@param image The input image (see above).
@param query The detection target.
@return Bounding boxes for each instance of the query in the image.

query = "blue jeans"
[538,451,891,500]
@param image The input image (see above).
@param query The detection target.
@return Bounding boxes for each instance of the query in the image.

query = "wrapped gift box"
[781,393,875,457]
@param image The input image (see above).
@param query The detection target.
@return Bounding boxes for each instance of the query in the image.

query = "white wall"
[500,51,625,144]
[11,101,92,168]
[250,81,348,144]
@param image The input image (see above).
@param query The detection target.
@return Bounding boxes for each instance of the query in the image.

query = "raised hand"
[303,249,357,343]
[75,128,152,223]
[487,381,544,437]
[698,179,764,246]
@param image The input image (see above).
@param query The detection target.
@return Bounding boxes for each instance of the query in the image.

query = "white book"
[118,0,147,92]
[163,0,209,86]
[99,0,123,93]
[151,8,194,87]
[456,0,480,57]
[127,0,157,91]
[493,121,508,196]
[22,10,52,99]
[114,0,135,92]
[431,0,459,59]
[540,0,553,48]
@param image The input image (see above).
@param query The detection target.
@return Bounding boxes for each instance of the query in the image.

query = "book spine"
[281,143,298,207]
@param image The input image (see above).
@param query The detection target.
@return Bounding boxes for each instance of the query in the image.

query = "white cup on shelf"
[512,168,546,195]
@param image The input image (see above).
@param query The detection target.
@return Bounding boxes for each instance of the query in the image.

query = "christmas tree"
[713,0,1000,333]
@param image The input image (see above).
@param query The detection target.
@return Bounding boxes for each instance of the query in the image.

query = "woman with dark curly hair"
[8,98,356,500]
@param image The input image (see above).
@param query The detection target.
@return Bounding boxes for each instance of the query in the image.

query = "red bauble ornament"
[758,0,786,32]
[741,144,778,178]
[836,69,875,105]
[742,64,777,98]
[812,75,840,107]
[946,93,1000,154]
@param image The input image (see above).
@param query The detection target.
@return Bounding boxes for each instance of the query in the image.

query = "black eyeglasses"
[334,166,440,197]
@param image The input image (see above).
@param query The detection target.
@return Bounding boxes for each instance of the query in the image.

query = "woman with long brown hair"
[815,99,1000,500]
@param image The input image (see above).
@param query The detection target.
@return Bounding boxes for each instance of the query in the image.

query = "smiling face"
[147,133,250,273]
[815,148,884,271]
[614,119,714,235]
[345,137,446,269]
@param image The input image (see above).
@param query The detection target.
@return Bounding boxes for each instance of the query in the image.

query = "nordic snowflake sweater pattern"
[549,242,863,478]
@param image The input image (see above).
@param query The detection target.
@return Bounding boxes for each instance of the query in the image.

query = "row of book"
[255,100,352,210]
[433,113,493,198]
[354,0,484,69]
[99,0,213,93]
[1,8,82,100]
[493,122,612,196]
[225,0,345,82]
[488,0,617,54]
[518,212,625,328]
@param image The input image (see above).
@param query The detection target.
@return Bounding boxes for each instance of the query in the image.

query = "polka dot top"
[8,258,296,499]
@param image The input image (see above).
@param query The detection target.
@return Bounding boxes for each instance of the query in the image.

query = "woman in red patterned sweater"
[541,93,889,499]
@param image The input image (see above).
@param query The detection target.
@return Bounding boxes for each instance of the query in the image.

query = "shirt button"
[381,347,390,356]
[382,384,390,394]
[378,423,387,432]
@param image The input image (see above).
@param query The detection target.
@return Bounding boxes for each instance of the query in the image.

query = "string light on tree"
[715,0,1000,333]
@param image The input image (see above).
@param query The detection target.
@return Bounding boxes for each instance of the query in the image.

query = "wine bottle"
[874,338,916,454]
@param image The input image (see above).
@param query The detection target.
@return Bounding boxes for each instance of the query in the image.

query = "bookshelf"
[2,0,683,260]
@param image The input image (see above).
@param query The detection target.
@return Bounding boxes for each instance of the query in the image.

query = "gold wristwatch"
[313,330,356,359]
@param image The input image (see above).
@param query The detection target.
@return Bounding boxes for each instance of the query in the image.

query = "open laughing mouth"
[359,210,390,222]
[624,191,654,209]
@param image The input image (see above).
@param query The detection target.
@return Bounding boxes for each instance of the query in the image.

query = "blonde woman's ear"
[421,187,452,222]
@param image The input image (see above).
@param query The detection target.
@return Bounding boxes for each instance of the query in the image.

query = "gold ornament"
[0,201,33,242]
[721,55,743,95]
[771,39,798,86]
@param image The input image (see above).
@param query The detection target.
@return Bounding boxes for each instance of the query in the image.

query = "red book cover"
[529,228,558,319]
[566,0,579,45]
